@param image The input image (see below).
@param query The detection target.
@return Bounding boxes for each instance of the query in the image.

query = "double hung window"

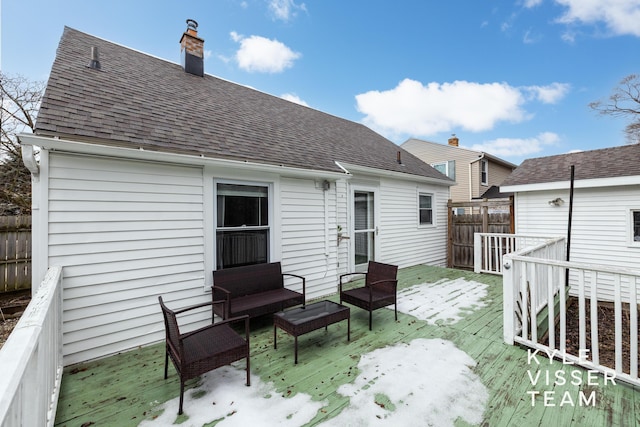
[419,193,434,226]
[216,183,269,268]
[480,160,488,186]
[632,210,640,245]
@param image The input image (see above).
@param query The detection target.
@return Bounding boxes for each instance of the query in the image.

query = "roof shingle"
[501,144,640,187]
[35,27,449,182]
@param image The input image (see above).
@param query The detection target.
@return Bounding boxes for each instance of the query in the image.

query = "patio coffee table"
[273,300,350,364]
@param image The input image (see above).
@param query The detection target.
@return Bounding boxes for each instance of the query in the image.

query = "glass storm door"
[354,191,375,270]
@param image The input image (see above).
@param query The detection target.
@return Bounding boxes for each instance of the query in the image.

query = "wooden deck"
[54,265,640,426]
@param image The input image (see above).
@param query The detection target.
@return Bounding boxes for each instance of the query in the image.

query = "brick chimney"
[448,134,459,147]
[180,19,204,77]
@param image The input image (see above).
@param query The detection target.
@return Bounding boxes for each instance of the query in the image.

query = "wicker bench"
[212,262,305,319]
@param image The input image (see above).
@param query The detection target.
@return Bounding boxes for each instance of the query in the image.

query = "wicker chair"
[339,261,398,330]
[158,296,250,415]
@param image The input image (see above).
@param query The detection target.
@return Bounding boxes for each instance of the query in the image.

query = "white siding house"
[501,144,640,302]
[21,26,453,365]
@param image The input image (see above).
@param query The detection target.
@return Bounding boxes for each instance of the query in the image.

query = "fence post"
[503,253,515,345]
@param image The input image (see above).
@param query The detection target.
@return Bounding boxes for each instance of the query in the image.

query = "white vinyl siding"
[280,178,338,300]
[514,186,640,301]
[48,153,206,365]
[42,152,450,365]
[378,178,448,268]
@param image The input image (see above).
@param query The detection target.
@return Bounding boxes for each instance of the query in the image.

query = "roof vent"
[87,46,101,70]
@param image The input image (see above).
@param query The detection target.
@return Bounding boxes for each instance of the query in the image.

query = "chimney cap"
[186,19,198,31]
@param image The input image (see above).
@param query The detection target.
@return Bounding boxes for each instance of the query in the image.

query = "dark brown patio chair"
[339,261,398,330]
[158,296,250,415]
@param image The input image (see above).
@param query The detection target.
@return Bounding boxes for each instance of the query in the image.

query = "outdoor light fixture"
[548,198,565,206]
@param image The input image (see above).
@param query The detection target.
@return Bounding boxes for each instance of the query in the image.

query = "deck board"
[54,265,640,426]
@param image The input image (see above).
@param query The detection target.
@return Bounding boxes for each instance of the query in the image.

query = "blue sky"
[2,0,639,165]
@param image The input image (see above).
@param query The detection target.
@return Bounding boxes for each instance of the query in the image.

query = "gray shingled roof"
[35,27,450,182]
[501,144,640,187]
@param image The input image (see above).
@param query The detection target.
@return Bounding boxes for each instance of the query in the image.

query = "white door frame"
[350,184,380,272]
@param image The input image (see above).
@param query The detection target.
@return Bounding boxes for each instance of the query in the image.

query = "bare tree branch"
[0,72,45,215]
[590,74,640,144]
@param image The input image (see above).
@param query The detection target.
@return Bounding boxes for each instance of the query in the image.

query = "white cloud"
[523,28,542,44]
[355,78,527,137]
[268,0,307,22]
[524,0,544,7]
[280,93,309,107]
[355,79,570,138]
[469,131,561,157]
[554,0,640,37]
[523,82,571,104]
[230,32,301,73]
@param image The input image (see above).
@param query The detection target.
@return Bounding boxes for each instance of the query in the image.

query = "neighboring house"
[500,144,640,301]
[402,136,516,209]
[19,25,454,365]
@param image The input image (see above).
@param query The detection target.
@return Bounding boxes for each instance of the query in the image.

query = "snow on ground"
[138,366,324,427]
[318,338,488,427]
[393,277,489,324]
[141,277,490,426]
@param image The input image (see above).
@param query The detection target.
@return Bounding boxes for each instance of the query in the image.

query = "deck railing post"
[503,253,515,345]
[474,233,482,273]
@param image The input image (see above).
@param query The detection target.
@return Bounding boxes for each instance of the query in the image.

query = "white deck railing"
[473,233,554,275]
[504,245,640,387]
[0,267,64,427]
[474,233,559,275]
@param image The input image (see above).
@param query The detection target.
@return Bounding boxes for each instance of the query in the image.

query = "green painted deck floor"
[54,266,640,426]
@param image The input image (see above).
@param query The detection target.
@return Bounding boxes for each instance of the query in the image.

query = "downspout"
[334,161,351,175]
[20,142,48,293]
[21,144,39,177]
[323,180,331,277]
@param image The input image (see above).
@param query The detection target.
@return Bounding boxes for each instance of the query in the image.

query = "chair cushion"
[230,288,303,317]
[341,287,395,310]
[181,325,247,378]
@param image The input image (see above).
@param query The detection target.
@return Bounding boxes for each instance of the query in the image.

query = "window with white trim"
[419,193,434,225]
[216,182,270,268]
[632,210,640,245]
[480,159,488,185]
[431,160,455,180]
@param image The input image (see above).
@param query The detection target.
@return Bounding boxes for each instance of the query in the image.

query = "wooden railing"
[0,266,63,427]
[474,233,559,275]
[504,243,640,387]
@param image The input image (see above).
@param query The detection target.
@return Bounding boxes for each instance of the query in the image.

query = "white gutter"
[502,175,640,193]
[18,134,351,181]
[337,161,455,186]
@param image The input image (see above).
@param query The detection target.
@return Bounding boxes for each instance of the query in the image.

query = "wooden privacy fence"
[0,216,32,292]
[447,199,513,270]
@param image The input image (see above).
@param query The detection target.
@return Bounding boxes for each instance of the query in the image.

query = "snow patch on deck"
[394,278,489,324]
[319,338,488,426]
[140,338,488,426]
[138,366,324,426]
